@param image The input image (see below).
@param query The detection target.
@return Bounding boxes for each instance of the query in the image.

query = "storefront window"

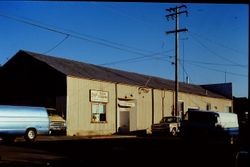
[91,103,106,123]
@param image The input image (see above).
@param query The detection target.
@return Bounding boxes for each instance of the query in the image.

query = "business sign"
[118,100,135,108]
[90,90,109,103]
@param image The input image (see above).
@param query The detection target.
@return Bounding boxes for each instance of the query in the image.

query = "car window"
[160,117,178,123]
[47,108,56,116]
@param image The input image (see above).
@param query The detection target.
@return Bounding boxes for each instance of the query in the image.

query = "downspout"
[161,89,165,118]
[65,76,68,136]
[152,88,154,124]
[115,83,118,133]
[172,90,175,116]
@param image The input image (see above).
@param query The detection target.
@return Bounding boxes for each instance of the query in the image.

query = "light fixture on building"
[138,87,149,94]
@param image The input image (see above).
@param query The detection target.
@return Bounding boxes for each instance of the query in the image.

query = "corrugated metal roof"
[17,50,228,99]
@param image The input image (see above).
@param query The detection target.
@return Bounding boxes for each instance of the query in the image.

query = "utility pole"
[248,5,250,100]
[166,5,188,117]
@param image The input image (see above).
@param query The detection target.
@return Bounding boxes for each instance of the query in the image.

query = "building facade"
[0,50,233,136]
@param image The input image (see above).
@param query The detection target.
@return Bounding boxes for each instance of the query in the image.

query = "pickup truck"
[151,116,181,136]
[47,108,66,135]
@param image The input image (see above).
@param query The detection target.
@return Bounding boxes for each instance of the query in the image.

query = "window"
[91,103,106,123]
[225,106,232,113]
[178,101,184,118]
[206,103,211,111]
[188,111,218,125]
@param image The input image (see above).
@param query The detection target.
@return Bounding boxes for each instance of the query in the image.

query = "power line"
[43,34,69,54]
[162,55,246,68]
[0,13,69,36]
[60,27,154,54]
[187,62,247,78]
[179,58,247,68]
[99,49,174,66]
[94,3,163,34]
[179,61,192,83]
[151,55,247,70]
[189,31,246,56]
[153,56,247,78]
[189,32,245,67]
[0,12,156,57]
[1,11,153,54]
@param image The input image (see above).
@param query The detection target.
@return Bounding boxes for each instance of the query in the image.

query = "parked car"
[0,105,49,143]
[47,108,66,135]
[151,116,181,136]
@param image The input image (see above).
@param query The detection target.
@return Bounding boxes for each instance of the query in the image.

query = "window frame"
[91,102,107,123]
[207,103,212,111]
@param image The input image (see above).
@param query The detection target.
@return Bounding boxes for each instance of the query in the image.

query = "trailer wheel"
[25,128,37,142]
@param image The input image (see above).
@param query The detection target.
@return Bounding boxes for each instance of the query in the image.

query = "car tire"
[171,127,177,136]
[24,128,37,142]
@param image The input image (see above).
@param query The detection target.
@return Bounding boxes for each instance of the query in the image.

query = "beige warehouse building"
[0,50,233,136]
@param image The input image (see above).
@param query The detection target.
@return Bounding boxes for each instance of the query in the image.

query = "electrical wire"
[0,13,69,36]
[65,28,154,54]
[43,34,69,54]
[189,32,246,67]
[189,31,246,56]
[153,56,247,78]
[179,58,247,68]
[0,12,156,57]
[1,11,247,79]
[187,62,247,78]
[179,61,192,83]
[99,49,174,66]
[93,2,163,33]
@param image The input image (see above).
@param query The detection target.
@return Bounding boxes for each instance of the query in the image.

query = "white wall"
[66,76,232,136]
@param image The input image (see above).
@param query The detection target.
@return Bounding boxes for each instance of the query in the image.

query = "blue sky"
[0,2,248,97]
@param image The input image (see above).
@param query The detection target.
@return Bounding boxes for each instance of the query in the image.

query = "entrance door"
[117,99,136,133]
[119,109,130,133]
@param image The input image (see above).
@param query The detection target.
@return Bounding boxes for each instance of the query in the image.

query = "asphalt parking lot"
[0,135,243,167]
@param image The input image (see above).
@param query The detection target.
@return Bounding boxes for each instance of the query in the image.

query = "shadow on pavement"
[0,136,242,167]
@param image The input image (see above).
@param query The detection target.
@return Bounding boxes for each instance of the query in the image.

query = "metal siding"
[67,76,232,136]
[66,77,79,136]
[117,84,152,131]
[67,77,232,135]
[153,90,174,124]
[152,90,232,126]
[165,91,175,116]
[67,76,116,136]
[179,92,232,113]
[153,90,162,124]
[137,88,152,130]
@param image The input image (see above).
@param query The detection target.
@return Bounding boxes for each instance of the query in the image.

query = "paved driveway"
[0,135,239,167]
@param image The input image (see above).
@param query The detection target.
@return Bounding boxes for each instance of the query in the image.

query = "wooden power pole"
[166,5,188,117]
